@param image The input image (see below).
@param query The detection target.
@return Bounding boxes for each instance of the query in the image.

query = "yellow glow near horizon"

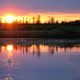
[1,13,80,23]
[2,15,15,23]
[6,15,14,23]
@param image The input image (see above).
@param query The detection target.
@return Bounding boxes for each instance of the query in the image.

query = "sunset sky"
[0,0,80,22]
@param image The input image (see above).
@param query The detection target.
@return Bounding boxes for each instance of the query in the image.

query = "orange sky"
[27,12,80,22]
[1,12,80,23]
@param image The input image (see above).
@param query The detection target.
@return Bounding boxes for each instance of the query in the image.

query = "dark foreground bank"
[0,22,80,38]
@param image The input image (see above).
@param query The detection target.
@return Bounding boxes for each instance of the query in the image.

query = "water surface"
[0,38,80,80]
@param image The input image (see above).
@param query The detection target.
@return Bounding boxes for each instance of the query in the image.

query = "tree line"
[0,15,80,25]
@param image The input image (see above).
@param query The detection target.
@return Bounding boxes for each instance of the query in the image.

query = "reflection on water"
[1,43,80,57]
[1,75,13,80]
[5,45,14,66]
[7,44,13,53]
[0,38,80,80]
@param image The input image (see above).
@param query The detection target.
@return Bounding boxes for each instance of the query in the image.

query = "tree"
[23,17,25,24]
[56,20,59,24]
[50,17,55,24]
[0,18,2,24]
[36,15,41,24]
[32,16,35,24]
[26,18,28,24]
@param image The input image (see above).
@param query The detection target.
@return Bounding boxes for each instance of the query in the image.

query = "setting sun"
[5,15,15,23]
[2,15,15,23]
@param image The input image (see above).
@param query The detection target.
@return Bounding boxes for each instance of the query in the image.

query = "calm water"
[0,38,80,80]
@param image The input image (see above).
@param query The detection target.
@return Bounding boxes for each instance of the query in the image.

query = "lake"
[0,38,80,80]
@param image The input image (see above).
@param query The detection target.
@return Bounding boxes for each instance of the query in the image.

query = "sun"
[2,14,16,23]
[5,15,15,23]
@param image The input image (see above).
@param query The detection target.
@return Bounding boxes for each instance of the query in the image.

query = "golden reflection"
[6,44,14,66]
[7,44,13,53]
[1,43,80,67]
[1,44,80,58]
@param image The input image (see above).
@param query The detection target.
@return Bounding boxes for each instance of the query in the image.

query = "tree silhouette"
[36,15,41,24]
[0,18,2,24]
[23,17,25,24]
[26,18,28,24]
[32,16,35,24]
[49,17,55,24]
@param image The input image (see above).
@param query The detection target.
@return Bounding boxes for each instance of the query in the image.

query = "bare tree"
[23,17,25,24]
[0,18,2,24]
[32,16,35,24]
[48,16,55,24]
[26,18,28,24]
[50,17,55,24]
[36,15,41,24]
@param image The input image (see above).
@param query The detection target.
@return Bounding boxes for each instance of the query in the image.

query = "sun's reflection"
[7,44,13,53]
[1,43,80,59]
[6,44,14,66]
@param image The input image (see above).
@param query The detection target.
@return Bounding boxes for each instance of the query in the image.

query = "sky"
[0,0,80,22]
[0,0,80,15]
